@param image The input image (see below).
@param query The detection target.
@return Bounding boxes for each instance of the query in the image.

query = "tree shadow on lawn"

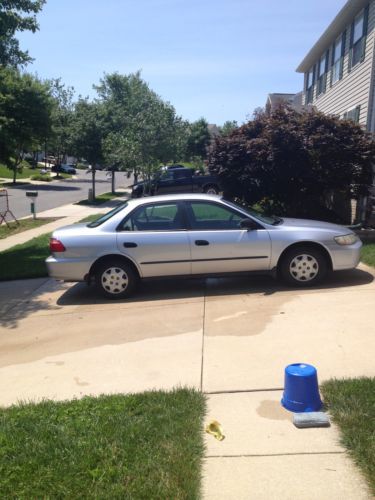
[57,268,374,307]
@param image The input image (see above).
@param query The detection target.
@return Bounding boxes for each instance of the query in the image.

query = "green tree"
[208,105,374,223]
[0,68,53,183]
[47,78,75,165]
[186,118,210,160]
[220,120,238,136]
[97,72,183,188]
[70,99,104,199]
[0,0,45,67]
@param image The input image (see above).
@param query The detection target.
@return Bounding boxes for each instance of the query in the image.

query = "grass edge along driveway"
[0,237,374,282]
[0,214,103,281]
[0,389,206,498]
[321,377,375,496]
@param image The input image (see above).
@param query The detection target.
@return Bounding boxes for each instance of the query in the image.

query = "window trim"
[349,5,369,71]
[306,65,315,104]
[330,31,346,86]
[184,200,249,231]
[317,51,329,96]
[343,105,361,123]
[117,200,188,232]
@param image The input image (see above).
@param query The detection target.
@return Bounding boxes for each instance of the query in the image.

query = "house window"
[331,34,344,84]
[350,7,368,69]
[306,67,314,103]
[317,52,328,95]
[343,105,361,123]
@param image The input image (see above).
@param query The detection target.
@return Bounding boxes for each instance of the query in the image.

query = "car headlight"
[334,234,359,245]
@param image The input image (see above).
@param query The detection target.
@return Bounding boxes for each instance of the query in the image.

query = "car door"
[185,200,271,274]
[154,170,175,194]
[116,201,191,278]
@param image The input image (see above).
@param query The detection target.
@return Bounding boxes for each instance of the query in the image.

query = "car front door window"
[187,201,243,230]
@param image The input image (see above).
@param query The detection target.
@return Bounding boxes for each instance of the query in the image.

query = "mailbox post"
[26,191,38,219]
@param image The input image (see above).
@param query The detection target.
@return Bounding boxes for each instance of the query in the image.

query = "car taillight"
[49,238,66,252]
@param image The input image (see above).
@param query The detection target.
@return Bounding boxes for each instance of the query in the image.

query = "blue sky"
[19,0,347,125]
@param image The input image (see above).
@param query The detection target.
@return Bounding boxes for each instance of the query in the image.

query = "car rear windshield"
[87,202,128,228]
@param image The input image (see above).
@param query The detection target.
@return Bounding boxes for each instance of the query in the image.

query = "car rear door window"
[186,201,243,230]
[120,203,185,231]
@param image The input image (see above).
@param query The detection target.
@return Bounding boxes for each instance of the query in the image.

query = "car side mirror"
[240,218,258,230]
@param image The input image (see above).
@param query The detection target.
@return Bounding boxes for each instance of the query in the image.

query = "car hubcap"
[101,267,128,294]
[289,254,319,282]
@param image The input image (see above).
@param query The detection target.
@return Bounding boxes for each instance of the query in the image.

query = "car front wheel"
[279,246,328,287]
[95,259,138,299]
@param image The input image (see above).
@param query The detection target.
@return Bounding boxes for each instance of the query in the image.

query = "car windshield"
[224,199,283,225]
[87,202,128,228]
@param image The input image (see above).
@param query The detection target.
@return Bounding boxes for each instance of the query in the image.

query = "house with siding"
[265,92,303,115]
[297,0,374,129]
[297,0,375,223]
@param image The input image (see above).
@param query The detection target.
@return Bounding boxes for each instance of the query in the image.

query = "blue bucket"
[281,363,322,413]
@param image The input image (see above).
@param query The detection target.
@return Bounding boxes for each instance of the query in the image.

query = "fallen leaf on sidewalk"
[205,420,225,441]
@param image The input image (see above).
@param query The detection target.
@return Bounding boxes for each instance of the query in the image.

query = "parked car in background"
[46,193,362,299]
[52,164,77,175]
[131,167,220,197]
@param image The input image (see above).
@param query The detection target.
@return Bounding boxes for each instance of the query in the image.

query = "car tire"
[204,184,219,195]
[95,259,138,299]
[279,246,328,287]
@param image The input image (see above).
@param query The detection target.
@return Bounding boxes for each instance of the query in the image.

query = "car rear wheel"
[279,246,328,287]
[95,259,138,299]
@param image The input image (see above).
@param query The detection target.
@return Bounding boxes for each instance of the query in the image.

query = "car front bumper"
[330,240,362,270]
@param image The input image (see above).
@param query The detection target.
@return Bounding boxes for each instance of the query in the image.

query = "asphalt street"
[3,170,133,219]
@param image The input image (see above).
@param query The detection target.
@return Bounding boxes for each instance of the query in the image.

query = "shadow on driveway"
[57,268,374,307]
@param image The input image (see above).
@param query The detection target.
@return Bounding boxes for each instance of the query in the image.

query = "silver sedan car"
[46,194,362,298]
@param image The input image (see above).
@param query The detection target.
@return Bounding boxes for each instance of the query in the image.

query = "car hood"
[280,217,352,232]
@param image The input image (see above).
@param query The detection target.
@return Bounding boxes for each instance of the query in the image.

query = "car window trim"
[182,200,264,231]
[116,200,189,232]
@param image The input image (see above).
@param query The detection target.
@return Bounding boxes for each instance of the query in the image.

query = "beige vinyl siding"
[303,0,375,130]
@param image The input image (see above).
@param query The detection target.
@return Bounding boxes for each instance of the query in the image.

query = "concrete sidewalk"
[0,192,129,252]
[0,264,374,498]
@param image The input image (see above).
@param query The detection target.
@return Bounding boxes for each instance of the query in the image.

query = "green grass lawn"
[361,243,375,268]
[0,218,59,240]
[0,215,104,280]
[0,389,206,499]
[321,378,375,495]
[0,233,50,281]
[0,162,38,180]
[76,192,122,206]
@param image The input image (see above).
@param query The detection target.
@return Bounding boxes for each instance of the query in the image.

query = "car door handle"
[195,240,209,246]
[123,242,137,248]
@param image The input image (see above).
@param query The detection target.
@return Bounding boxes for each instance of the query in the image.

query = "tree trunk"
[111,171,115,194]
[12,165,17,184]
[92,168,96,200]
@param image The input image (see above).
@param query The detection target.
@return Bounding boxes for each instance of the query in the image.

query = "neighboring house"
[297,0,375,224]
[208,124,221,138]
[296,0,375,130]
[265,92,303,115]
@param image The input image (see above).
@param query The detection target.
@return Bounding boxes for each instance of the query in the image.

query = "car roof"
[128,193,221,207]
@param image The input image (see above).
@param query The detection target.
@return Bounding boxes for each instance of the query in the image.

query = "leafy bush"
[208,106,374,223]
[30,174,52,182]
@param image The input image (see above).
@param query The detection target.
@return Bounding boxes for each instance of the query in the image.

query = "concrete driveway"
[1,265,374,498]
